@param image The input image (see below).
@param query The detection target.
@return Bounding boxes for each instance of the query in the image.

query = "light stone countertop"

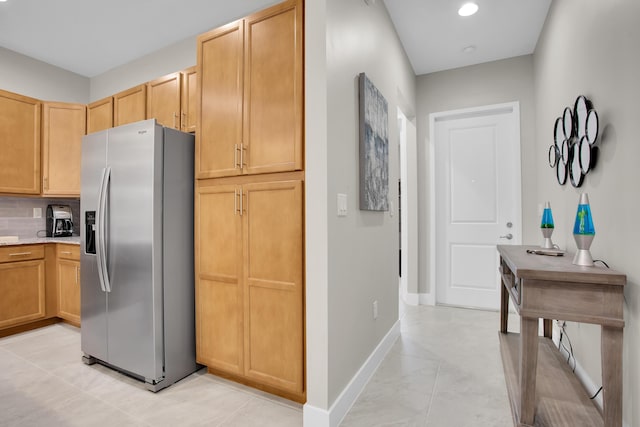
[0,236,81,247]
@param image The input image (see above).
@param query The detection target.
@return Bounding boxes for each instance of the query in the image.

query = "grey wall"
[0,197,80,238]
[416,55,536,294]
[325,0,415,404]
[89,36,196,102]
[533,1,640,425]
[0,47,89,103]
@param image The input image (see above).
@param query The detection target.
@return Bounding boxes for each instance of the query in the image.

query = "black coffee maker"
[46,205,74,237]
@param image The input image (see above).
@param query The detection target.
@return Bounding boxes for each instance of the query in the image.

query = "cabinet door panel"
[0,89,41,194]
[181,66,197,133]
[243,180,303,393]
[244,1,303,175]
[87,97,113,134]
[147,73,181,129]
[58,260,80,324]
[196,185,244,373]
[114,84,147,127]
[0,260,45,328]
[42,102,86,196]
[197,21,244,179]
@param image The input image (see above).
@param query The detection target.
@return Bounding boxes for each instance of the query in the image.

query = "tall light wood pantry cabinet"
[41,102,86,197]
[195,0,305,402]
[196,0,303,179]
[0,89,41,194]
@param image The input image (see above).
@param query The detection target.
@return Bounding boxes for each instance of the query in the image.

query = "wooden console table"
[497,245,625,427]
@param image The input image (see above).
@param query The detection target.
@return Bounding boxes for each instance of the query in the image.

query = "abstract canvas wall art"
[358,72,389,211]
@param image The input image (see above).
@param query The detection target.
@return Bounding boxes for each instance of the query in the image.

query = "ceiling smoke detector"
[462,45,476,53]
[458,2,479,17]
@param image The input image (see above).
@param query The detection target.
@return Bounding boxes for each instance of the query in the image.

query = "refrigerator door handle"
[96,166,112,293]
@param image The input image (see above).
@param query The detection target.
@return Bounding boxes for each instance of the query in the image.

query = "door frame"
[398,108,419,305]
[428,101,522,306]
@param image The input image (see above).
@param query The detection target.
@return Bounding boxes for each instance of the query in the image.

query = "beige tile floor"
[0,305,517,427]
[341,304,519,426]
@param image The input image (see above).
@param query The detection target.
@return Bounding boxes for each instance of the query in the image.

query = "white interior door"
[433,103,521,310]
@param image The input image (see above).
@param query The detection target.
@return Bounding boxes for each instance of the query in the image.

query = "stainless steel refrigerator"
[80,119,198,392]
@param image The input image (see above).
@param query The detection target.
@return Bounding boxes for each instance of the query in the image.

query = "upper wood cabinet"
[87,96,113,134]
[42,102,86,197]
[197,0,303,179]
[114,84,147,127]
[181,66,197,133]
[147,72,182,130]
[0,89,41,195]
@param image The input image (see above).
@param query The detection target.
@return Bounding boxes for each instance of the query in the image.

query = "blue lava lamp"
[540,201,555,249]
[573,193,595,266]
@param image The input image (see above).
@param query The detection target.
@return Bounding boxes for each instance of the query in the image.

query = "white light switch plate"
[33,208,42,218]
[337,193,348,217]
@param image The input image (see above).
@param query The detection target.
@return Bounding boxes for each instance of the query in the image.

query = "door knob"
[500,233,513,240]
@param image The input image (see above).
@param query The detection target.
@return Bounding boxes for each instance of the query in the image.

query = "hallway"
[341,304,515,426]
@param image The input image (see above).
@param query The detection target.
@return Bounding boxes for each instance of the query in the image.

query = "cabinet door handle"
[9,252,31,257]
[240,144,246,169]
[76,266,79,284]
[182,111,186,130]
[43,176,48,190]
[173,112,178,129]
[240,190,244,216]
[234,144,239,169]
[61,251,72,255]
[234,189,238,215]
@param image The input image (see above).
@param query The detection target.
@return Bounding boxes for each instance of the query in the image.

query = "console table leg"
[500,280,509,333]
[543,319,552,338]
[602,326,623,427]
[520,317,538,425]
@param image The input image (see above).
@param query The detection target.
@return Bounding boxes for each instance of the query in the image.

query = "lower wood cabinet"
[0,245,46,329]
[57,244,80,326]
[196,178,304,401]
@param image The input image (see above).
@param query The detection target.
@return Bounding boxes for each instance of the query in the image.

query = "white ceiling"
[383,0,552,75]
[0,0,551,79]
[0,0,280,77]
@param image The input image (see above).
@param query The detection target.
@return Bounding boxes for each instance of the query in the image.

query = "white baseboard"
[401,290,434,306]
[303,320,401,427]
[419,292,435,306]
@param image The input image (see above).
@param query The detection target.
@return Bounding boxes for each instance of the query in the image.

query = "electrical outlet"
[33,208,42,218]
[373,300,378,319]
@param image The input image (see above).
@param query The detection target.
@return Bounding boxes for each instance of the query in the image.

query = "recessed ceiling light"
[462,45,476,53]
[458,2,479,17]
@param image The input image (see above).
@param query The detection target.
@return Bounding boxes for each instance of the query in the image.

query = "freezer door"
[80,131,108,361]
[105,120,165,382]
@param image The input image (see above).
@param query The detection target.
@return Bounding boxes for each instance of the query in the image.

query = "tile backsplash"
[0,197,80,238]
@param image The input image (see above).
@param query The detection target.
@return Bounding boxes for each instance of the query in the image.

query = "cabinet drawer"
[0,245,45,264]
[57,244,80,260]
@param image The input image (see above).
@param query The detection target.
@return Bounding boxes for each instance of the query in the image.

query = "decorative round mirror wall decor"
[549,95,600,187]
